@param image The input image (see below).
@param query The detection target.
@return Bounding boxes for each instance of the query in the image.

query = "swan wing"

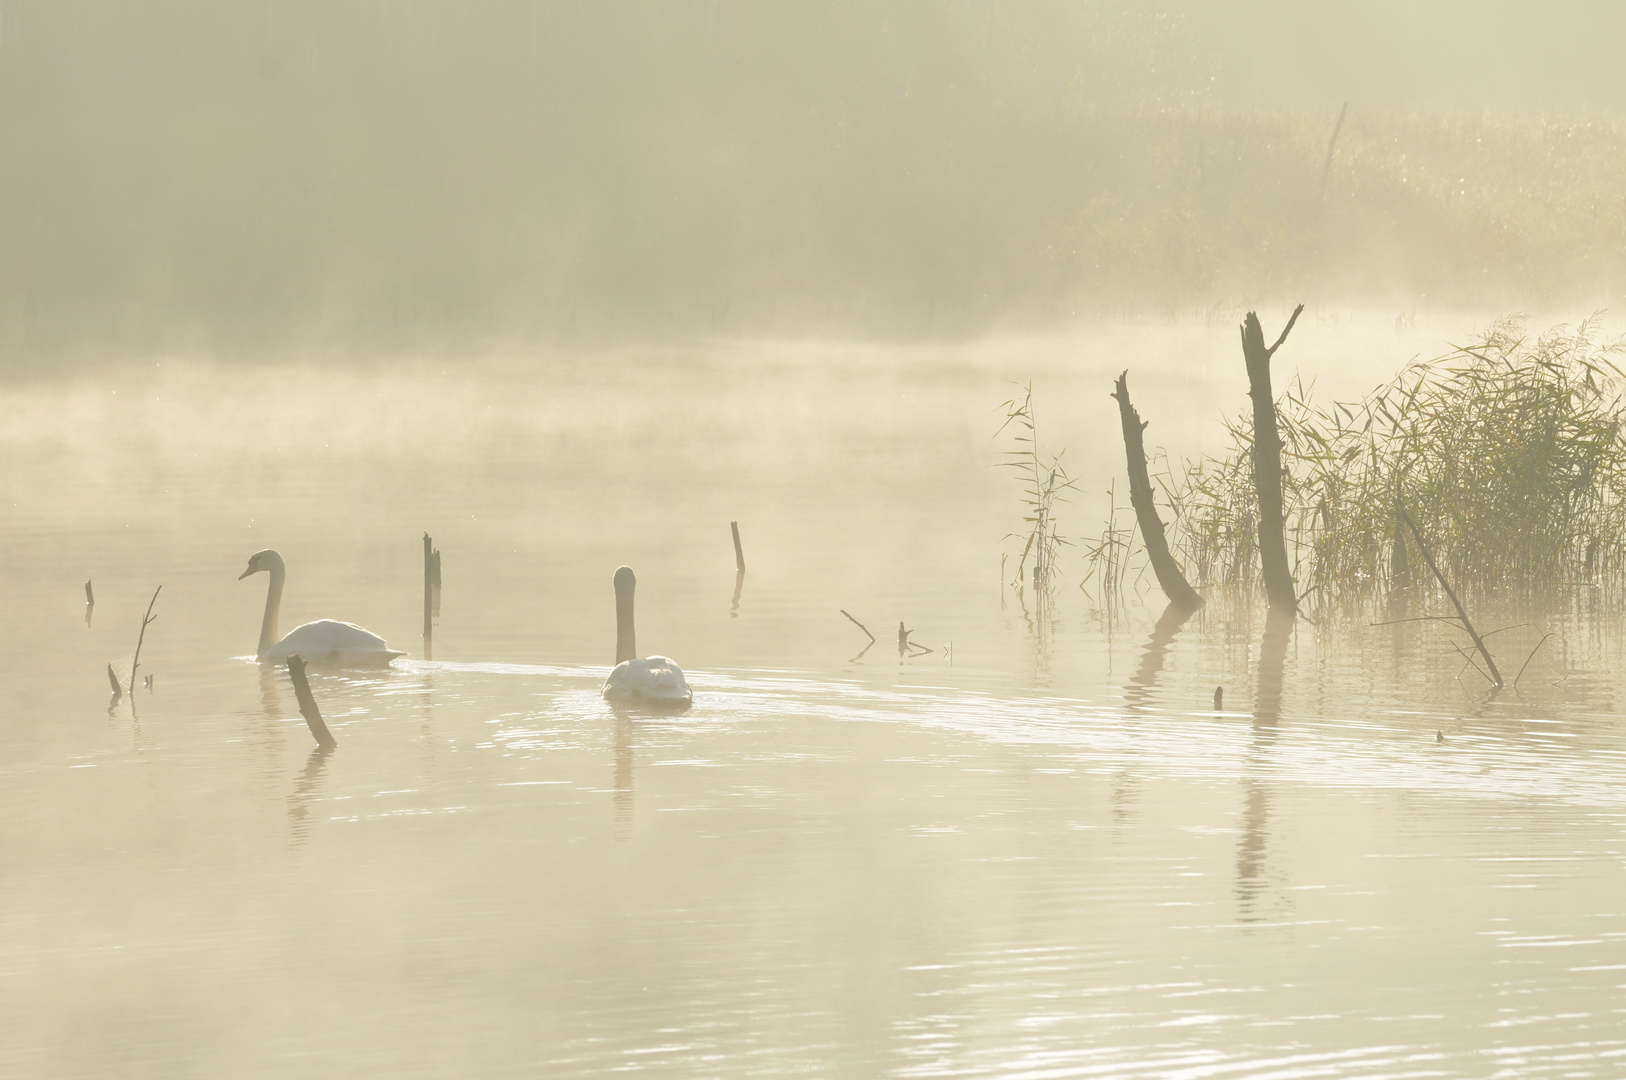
[602,657,693,705]
[268,620,403,666]
[641,657,692,702]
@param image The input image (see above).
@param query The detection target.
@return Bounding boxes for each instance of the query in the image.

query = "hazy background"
[1,0,1623,361]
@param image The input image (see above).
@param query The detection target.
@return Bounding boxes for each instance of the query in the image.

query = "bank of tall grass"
[1164,318,1626,608]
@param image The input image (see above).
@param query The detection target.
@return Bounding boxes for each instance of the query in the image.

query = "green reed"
[1166,317,1626,608]
[997,383,1077,620]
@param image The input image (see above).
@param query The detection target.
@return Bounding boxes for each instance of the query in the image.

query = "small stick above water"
[107,663,123,701]
[287,655,337,749]
[423,532,439,661]
[840,609,875,643]
[126,586,161,698]
[730,521,745,573]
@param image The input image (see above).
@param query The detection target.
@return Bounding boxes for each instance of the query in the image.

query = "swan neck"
[615,579,636,665]
[259,564,285,658]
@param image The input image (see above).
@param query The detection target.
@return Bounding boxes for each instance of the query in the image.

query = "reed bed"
[1164,317,1626,609]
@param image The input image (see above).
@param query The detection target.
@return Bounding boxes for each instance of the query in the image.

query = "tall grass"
[997,383,1077,624]
[1166,317,1626,607]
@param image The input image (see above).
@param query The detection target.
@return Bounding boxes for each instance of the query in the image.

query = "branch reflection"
[1124,601,1198,713]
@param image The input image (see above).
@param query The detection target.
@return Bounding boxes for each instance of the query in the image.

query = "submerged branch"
[1399,505,1503,688]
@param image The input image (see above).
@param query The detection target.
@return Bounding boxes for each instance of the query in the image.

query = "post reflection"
[1236,608,1293,921]
[730,569,744,618]
[288,745,334,846]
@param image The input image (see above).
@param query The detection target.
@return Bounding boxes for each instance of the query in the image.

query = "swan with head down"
[239,549,404,667]
[601,565,692,706]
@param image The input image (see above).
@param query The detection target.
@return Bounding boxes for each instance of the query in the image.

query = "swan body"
[601,566,692,706]
[603,655,692,704]
[239,549,404,667]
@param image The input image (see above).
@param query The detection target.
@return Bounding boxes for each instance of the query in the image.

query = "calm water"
[5,316,1626,1077]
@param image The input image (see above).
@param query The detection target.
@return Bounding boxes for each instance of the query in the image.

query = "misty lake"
[5,314,1626,1078]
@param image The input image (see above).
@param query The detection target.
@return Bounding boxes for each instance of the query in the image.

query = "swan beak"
[238,565,256,580]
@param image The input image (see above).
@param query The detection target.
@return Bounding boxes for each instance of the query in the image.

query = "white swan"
[601,565,692,706]
[239,549,404,667]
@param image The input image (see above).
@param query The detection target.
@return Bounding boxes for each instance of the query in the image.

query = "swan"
[601,565,692,706]
[239,549,404,667]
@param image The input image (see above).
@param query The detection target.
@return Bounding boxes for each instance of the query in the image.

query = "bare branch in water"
[840,609,875,643]
[1514,633,1553,687]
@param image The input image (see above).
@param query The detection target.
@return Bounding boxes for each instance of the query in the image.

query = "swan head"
[239,549,286,580]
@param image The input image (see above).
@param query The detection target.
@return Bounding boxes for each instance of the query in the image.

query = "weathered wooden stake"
[85,580,94,627]
[287,655,337,748]
[422,532,439,661]
[107,663,123,700]
[730,521,745,573]
[1112,372,1203,611]
[1242,305,1305,614]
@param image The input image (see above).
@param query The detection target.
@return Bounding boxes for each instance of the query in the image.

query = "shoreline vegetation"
[1162,315,1626,610]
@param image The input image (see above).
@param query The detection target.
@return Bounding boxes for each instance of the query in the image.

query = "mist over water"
[3,1,1625,358]
[5,4,1626,1078]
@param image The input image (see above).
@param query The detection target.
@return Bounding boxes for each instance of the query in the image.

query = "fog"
[10,6,1626,1076]
[2,1,1622,360]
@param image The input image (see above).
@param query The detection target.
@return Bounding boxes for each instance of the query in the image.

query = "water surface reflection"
[4,344,1626,1077]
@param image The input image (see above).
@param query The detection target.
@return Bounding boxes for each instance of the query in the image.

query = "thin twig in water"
[1514,632,1553,687]
[1450,642,1493,686]
[840,610,875,643]
[127,586,161,696]
[1400,506,1503,688]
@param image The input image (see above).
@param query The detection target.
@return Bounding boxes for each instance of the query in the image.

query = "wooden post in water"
[1241,306,1304,615]
[287,655,337,748]
[84,580,94,627]
[422,532,439,661]
[1112,372,1203,611]
[730,521,745,573]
